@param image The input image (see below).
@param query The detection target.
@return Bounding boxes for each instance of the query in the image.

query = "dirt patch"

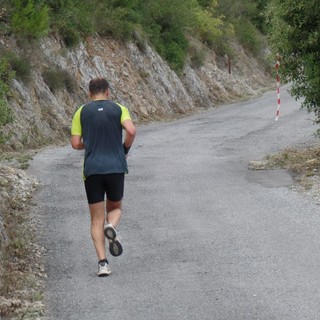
[249,146,320,203]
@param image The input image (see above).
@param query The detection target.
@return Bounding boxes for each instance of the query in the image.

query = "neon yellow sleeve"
[71,105,84,136]
[117,103,132,124]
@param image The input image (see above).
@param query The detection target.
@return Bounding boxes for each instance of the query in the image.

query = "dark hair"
[89,77,109,95]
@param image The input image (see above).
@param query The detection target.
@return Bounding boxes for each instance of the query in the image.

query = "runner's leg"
[89,201,106,260]
[106,200,122,226]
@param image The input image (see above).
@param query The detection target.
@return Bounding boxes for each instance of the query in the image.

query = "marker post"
[275,60,281,121]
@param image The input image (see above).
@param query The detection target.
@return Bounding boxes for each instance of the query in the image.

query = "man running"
[71,77,136,277]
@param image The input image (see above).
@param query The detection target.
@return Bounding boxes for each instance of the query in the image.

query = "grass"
[0,151,34,170]
[265,147,320,176]
[261,146,320,192]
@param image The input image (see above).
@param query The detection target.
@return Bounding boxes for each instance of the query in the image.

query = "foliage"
[92,4,141,40]
[2,0,267,71]
[46,0,228,70]
[189,44,206,69]
[234,18,261,55]
[1,49,31,82]
[266,0,320,124]
[217,0,270,55]
[46,0,94,47]
[4,51,31,82]
[0,58,14,130]
[138,0,196,70]
[11,0,49,39]
[218,0,269,31]
[42,67,76,93]
[194,7,224,45]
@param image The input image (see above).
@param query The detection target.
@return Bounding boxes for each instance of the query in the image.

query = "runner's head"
[89,78,110,97]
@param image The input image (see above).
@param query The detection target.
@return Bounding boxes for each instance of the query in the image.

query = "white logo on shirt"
[98,108,103,111]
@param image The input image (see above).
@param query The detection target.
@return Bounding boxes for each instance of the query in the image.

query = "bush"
[0,57,14,129]
[139,0,196,71]
[165,41,188,71]
[266,0,320,125]
[189,44,206,69]
[0,99,12,128]
[1,51,31,82]
[42,67,76,93]
[195,8,224,45]
[11,0,49,39]
[47,0,94,47]
[92,5,140,40]
[234,18,261,55]
[60,28,81,48]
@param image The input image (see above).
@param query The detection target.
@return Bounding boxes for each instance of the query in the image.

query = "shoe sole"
[98,271,111,277]
[104,226,116,239]
[104,226,123,257]
[109,240,123,257]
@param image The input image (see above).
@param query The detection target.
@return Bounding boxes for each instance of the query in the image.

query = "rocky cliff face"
[0,35,271,150]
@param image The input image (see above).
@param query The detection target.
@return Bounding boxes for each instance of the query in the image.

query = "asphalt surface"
[29,87,320,320]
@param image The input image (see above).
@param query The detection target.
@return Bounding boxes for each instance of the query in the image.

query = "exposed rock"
[0,297,21,317]
[248,160,271,170]
[0,35,271,150]
[0,162,39,245]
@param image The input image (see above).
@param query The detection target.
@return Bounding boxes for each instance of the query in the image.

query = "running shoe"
[97,260,111,277]
[104,224,123,257]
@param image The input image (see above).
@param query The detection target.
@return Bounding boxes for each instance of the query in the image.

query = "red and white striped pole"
[275,60,281,121]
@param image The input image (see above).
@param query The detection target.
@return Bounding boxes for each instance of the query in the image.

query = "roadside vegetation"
[265,148,320,177]
[253,147,320,200]
[0,58,14,143]
[0,0,319,131]
[266,0,320,130]
[0,0,271,140]
[0,0,270,71]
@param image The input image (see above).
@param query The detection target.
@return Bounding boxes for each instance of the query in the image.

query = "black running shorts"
[84,173,125,204]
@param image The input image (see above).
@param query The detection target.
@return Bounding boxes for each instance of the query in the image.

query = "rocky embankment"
[0,159,47,318]
[0,35,272,150]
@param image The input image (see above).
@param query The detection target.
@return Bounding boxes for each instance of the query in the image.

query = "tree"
[266,0,320,125]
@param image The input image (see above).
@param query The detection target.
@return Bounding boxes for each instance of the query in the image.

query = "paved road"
[29,87,320,320]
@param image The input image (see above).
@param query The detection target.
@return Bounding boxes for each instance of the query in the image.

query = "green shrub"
[11,0,49,39]
[234,18,261,55]
[0,99,12,128]
[60,28,81,48]
[189,45,206,69]
[165,40,188,71]
[47,0,94,47]
[42,67,76,93]
[132,27,148,53]
[0,57,14,130]
[8,54,31,82]
[195,8,224,45]
[92,5,140,40]
[139,0,195,71]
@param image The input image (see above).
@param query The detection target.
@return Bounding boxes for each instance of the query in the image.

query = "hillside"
[0,35,272,151]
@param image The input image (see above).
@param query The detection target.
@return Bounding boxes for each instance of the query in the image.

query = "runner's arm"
[71,135,85,150]
[122,119,136,149]
[71,106,85,150]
